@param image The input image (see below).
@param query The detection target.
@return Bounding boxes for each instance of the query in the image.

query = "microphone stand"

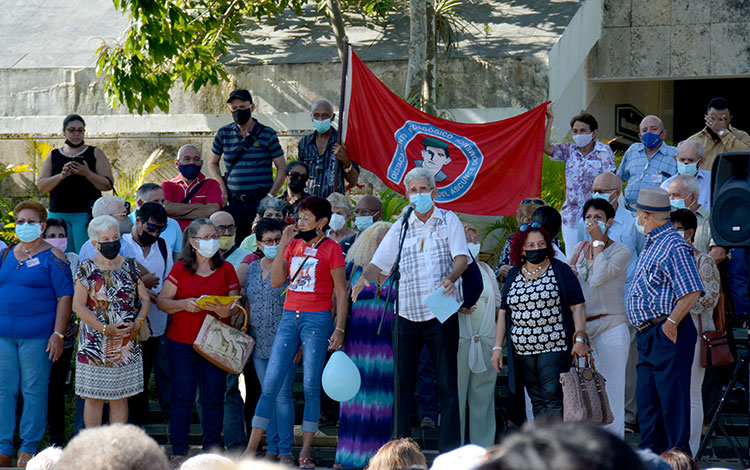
[378,205,413,440]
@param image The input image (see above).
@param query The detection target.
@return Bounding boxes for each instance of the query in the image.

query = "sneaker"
[421,416,436,429]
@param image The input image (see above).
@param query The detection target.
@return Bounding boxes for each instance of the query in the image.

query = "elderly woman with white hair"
[73,215,150,428]
[327,192,357,243]
[333,221,395,469]
[78,196,138,261]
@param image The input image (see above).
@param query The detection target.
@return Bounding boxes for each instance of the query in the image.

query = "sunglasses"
[521,198,545,205]
[145,222,167,234]
[519,221,542,232]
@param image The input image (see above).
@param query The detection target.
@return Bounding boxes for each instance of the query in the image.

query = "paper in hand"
[423,286,460,323]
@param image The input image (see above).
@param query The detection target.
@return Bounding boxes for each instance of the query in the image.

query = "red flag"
[342,48,548,216]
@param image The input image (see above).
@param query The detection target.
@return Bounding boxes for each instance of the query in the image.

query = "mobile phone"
[72,156,86,165]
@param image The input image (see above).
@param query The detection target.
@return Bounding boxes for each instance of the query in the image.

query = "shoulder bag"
[560,354,614,425]
[699,312,734,368]
[193,303,255,374]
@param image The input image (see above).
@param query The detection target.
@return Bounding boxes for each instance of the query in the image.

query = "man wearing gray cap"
[627,187,704,455]
[208,89,287,242]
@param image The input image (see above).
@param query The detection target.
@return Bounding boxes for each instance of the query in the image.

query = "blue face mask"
[16,223,42,243]
[597,221,608,234]
[263,244,279,259]
[179,163,201,180]
[410,193,434,214]
[313,119,332,134]
[355,215,374,232]
[671,198,687,210]
[641,132,662,149]
[677,161,698,175]
[591,192,611,202]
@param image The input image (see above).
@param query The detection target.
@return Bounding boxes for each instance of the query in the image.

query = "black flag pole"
[333,38,350,194]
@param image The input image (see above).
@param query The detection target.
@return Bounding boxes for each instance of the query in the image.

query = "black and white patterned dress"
[507,268,566,355]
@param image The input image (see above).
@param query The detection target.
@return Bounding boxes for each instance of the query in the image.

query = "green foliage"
[112,149,173,206]
[379,188,409,222]
[540,154,566,213]
[97,0,308,114]
[0,163,33,244]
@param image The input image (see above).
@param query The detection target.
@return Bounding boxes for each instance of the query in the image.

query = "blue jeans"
[223,373,248,449]
[168,340,227,456]
[252,310,332,433]
[254,355,296,455]
[47,211,89,253]
[515,350,569,419]
[0,338,52,455]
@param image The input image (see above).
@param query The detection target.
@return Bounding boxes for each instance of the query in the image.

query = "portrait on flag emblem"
[387,121,484,203]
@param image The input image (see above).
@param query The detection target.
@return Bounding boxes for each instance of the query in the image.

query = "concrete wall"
[589,0,750,80]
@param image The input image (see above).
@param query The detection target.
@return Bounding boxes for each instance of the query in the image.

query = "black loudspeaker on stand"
[710,151,750,247]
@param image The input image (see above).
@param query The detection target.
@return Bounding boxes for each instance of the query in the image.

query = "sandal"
[298,457,315,469]
[16,452,33,469]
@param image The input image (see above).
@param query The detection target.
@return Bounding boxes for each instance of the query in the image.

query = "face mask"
[179,163,201,180]
[677,161,699,175]
[329,213,346,231]
[64,139,85,149]
[677,230,686,239]
[597,221,608,234]
[193,239,220,258]
[524,248,547,265]
[138,230,159,247]
[98,240,121,260]
[313,118,332,134]
[16,223,42,243]
[232,108,252,126]
[219,235,236,251]
[45,237,68,251]
[636,216,646,235]
[670,198,687,210]
[119,217,133,235]
[288,176,308,194]
[410,193,434,214]
[641,132,662,149]
[355,215,374,232]
[262,244,279,259]
[591,192,613,203]
[296,228,319,242]
[572,133,593,148]
[468,242,481,259]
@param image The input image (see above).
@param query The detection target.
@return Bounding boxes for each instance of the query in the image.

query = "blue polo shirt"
[616,142,677,209]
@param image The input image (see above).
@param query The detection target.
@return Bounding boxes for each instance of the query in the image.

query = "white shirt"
[660,169,712,210]
[371,207,470,322]
[79,238,139,262]
[121,233,174,337]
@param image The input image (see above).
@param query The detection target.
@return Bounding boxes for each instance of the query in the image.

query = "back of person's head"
[659,449,698,470]
[531,206,562,239]
[180,453,234,470]
[369,438,427,470]
[26,446,63,470]
[477,422,644,470]
[56,424,169,470]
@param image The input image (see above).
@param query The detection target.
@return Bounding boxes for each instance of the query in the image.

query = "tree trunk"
[326,0,347,62]
[406,0,427,110]
[424,0,437,115]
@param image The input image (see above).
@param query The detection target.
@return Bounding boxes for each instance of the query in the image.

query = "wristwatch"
[592,240,605,248]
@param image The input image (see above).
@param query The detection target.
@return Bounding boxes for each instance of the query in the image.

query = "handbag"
[699,313,734,368]
[193,304,255,374]
[560,354,614,425]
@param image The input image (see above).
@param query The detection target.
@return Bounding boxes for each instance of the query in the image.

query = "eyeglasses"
[261,237,281,245]
[215,224,236,234]
[144,222,167,234]
[65,127,85,134]
[289,172,307,179]
[193,235,219,241]
[354,209,380,216]
[519,221,542,232]
[521,198,544,205]
[15,219,41,225]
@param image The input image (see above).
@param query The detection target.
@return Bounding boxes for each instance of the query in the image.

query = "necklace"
[16,247,33,270]
[522,263,545,280]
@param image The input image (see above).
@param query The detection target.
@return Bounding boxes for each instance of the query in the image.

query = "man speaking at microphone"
[352,167,469,452]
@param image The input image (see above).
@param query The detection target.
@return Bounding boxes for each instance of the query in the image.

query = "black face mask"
[524,248,548,265]
[232,108,252,126]
[99,240,121,260]
[295,228,319,242]
[65,139,85,149]
[138,229,159,247]
[288,176,308,194]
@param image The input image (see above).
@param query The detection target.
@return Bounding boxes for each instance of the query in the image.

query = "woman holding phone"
[38,114,114,253]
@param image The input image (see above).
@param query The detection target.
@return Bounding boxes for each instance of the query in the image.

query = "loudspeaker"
[711,151,750,247]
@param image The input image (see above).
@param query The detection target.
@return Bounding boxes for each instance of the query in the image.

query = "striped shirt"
[211,120,284,194]
[297,128,357,197]
[616,142,677,209]
[626,222,704,326]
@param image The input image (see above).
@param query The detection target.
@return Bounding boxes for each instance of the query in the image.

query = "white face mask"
[329,213,346,231]
[193,239,220,258]
[636,215,646,235]
[468,242,481,259]
[572,133,594,148]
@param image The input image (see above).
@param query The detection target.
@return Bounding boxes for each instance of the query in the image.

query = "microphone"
[402,203,415,221]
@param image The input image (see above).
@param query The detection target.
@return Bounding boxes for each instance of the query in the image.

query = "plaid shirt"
[616,142,677,209]
[211,120,284,194]
[371,208,469,322]
[297,128,359,197]
[626,222,704,326]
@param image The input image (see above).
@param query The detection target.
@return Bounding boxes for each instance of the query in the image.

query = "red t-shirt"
[162,173,223,232]
[284,238,345,312]
[166,260,240,344]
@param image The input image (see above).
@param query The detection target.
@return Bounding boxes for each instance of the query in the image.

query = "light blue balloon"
[322,350,361,402]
